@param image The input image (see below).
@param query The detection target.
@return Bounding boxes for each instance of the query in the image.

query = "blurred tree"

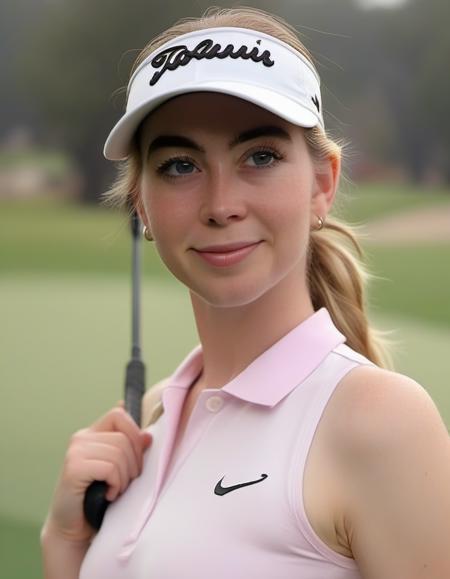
[15,0,450,203]
[0,0,47,135]
[17,0,216,202]
[378,0,450,182]
[410,0,450,181]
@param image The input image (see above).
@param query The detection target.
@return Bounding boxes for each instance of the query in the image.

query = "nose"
[198,169,247,227]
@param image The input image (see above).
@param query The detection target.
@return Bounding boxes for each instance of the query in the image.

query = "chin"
[162,252,303,310]
[192,292,262,309]
[188,276,277,309]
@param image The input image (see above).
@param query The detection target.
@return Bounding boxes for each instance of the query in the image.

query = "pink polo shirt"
[80,308,372,578]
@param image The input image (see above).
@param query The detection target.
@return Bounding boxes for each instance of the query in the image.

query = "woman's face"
[138,93,337,308]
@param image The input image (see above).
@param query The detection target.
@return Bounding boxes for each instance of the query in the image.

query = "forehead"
[138,92,303,143]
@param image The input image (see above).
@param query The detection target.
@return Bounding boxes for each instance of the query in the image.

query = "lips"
[195,241,260,253]
[192,241,262,267]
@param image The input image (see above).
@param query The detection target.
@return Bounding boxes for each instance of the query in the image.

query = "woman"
[41,7,450,579]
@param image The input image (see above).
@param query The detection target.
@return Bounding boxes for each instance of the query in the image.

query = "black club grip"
[83,481,110,530]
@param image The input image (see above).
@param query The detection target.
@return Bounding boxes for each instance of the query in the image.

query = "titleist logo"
[149,38,275,85]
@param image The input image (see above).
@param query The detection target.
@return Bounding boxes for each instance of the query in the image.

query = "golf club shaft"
[83,209,146,530]
[125,210,145,424]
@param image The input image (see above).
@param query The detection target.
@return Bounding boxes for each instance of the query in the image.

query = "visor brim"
[103,81,321,161]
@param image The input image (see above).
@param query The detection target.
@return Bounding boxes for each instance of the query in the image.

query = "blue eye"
[157,157,198,177]
[246,149,281,168]
[252,152,273,165]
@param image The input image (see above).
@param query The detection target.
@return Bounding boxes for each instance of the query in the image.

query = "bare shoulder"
[332,364,448,456]
[141,378,169,428]
[331,364,450,578]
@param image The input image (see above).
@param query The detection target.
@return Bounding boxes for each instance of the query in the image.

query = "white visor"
[104,27,324,160]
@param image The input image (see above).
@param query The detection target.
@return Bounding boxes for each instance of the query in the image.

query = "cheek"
[141,177,192,236]
[263,172,313,227]
[266,175,313,262]
[143,196,197,274]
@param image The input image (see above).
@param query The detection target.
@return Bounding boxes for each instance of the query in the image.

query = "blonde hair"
[102,6,393,377]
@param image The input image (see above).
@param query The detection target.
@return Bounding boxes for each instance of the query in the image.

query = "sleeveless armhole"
[288,347,375,569]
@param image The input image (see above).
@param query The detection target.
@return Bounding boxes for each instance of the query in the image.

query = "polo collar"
[165,307,346,408]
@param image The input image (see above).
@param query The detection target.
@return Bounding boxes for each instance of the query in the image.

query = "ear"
[311,152,341,219]
[134,191,150,229]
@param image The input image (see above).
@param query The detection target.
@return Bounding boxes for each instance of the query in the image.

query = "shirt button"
[206,395,223,412]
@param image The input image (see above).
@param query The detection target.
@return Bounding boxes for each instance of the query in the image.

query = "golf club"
[83,207,146,530]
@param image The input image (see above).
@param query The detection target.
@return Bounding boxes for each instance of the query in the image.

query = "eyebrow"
[146,125,292,158]
[229,125,292,148]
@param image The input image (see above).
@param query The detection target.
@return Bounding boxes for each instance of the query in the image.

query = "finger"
[80,459,123,502]
[90,407,143,469]
[62,454,123,501]
[82,442,136,493]
[75,432,141,479]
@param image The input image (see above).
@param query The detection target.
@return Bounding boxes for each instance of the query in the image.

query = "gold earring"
[143,225,154,242]
[315,215,325,231]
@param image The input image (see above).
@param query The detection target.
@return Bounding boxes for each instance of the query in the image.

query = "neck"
[189,266,315,391]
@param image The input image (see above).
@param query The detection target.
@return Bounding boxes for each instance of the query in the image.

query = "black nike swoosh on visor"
[214,473,268,496]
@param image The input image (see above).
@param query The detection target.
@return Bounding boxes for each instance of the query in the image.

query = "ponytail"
[308,216,394,369]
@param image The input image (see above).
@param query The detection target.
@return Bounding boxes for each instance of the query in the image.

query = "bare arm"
[338,366,450,578]
[41,521,90,579]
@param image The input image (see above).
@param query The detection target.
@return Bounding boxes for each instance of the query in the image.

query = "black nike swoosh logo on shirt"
[214,474,268,496]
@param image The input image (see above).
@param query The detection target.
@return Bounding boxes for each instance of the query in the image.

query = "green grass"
[0,198,167,277]
[363,244,450,328]
[333,181,450,224]
[0,516,42,579]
